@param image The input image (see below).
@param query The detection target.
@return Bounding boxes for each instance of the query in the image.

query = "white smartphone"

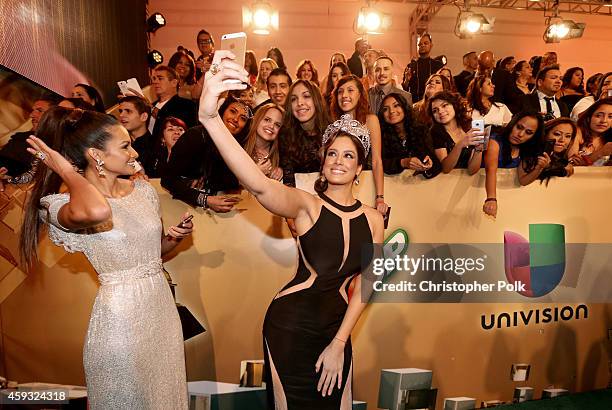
[472,119,485,133]
[220,32,247,83]
[118,78,144,97]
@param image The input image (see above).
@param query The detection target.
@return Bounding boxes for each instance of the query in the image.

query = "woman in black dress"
[200,51,383,409]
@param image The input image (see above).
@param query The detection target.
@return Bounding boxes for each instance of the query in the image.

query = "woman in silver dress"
[20,107,192,409]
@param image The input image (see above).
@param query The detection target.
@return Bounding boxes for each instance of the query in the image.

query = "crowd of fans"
[1,30,611,220]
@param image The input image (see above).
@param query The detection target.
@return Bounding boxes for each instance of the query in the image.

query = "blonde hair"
[243,103,284,170]
[255,58,279,92]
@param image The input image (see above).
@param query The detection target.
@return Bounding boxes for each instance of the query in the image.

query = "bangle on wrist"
[375,194,384,200]
[334,336,347,344]
[198,193,209,209]
[484,198,497,203]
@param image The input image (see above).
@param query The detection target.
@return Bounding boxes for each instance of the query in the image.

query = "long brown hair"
[19,107,118,267]
[331,74,369,123]
[577,97,612,147]
[466,75,497,116]
[428,91,472,132]
[296,59,319,86]
[280,80,330,168]
[243,103,284,169]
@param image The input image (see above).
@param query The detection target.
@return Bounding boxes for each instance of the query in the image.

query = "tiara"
[322,114,371,157]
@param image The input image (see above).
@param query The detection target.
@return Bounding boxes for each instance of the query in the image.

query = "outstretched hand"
[199,50,249,122]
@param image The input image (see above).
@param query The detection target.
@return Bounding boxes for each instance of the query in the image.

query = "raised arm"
[483,139,499,217]
[199,51,317,219]
[366,114,388,214]
[26,136,111,229]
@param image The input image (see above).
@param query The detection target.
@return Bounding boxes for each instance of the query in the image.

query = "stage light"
[543,19,585,43]
[242,1,279,35]
[146,12,166,33]
[147,50,163,68]
[355,7,392,35]
[455,12,493,39]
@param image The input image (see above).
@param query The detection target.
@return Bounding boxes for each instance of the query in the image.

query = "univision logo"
[503,224,565,297]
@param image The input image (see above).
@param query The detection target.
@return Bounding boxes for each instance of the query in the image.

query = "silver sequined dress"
[40,180,188,409]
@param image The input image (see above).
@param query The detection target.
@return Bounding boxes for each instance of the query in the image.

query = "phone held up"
[220,32,247,84]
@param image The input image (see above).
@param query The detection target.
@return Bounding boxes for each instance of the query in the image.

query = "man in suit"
[347,38,369,78]
[521,64,568,120]
[454,51,477,97]
[148,65,197,138]
[402,33,444,102]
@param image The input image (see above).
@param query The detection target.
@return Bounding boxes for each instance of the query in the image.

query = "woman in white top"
[467,75,512,127]
[253,58,279,106]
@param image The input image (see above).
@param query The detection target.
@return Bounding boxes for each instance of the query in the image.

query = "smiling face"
[267,74,290,106]
[321,135,363,186]
[298,63,314,81]
[162,122,185,150]
[197,32,214,56]
[430,98,456,125]
[381,96,405,126]
[290,83,315,123]
[174,55,191,80]
[260,61,274,82]
[91,125,139,176]
[509,116,539,145]
[256,107,283,143]
[424,75,444,98]
[374,58,393,86]
[222,102,248,135]
[546,123,574,153]
[336,79,360,113]
[589,104,612,135]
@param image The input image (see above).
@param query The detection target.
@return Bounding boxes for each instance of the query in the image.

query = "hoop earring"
[95,158,106,177]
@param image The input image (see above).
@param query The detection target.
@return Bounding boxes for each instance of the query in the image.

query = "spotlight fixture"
[543,19,585,43]
[146,12,166,33]
[455,12,494,38]
[147,50,163,68]
[242,1,279,35]
[355,6,392,35]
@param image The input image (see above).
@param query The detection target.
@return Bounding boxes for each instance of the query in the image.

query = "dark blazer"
[492,68,515,107]
[454,70,475,97]
[521,92,569,118]
[347,51,364,78]
[152,94,197,138]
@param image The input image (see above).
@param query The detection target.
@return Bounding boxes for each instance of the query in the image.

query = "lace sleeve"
[39,193,86,253]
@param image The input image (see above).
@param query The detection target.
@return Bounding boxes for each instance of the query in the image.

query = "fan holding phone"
[199,41,383,409]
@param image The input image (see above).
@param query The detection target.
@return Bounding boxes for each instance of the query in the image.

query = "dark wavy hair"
[512,60,529,81]
[245,50,259,78]
[73,83,104,112]
[218,97,252,143]
[544,117,577,159]
[414,74,451,126]
[497,112,545,171]
[561,67,585,94]
[168,49,196,85]
[324,62,350,100]
[314,132,367,193]
[331,74,370,123]
[466,75,501,116]
[280,80,330,169]
[19,107,118,266]
[427,91,471,132]
[60,98,96,111]
[577,97,612,147]
[378,93,433,157]
[267,47,287,70]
